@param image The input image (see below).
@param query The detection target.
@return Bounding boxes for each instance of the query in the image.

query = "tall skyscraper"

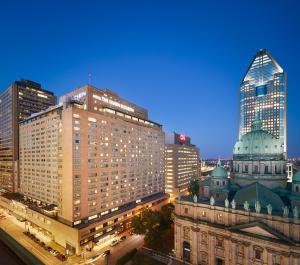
[173,51,300,265]
[239,49,286,154]
[165,132,199,197]
[0,80,56,192]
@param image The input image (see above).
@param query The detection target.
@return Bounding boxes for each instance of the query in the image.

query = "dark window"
[265,166,269,174]
[182,241,191,262]
[255,249,262,260]
[216,258,225,265]
[296,186,299,193]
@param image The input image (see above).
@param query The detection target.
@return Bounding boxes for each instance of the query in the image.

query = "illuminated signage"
[179,134,186,142]
[93,94,134,112]
[72,91,86,101]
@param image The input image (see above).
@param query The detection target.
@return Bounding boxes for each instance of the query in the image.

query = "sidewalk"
[140,247,188,265]
[0,209,82,265]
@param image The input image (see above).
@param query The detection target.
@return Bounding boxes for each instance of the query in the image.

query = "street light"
[105,252,110,265]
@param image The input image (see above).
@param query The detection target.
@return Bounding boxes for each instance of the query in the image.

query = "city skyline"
[1,2,300,265]
[1,1,300,159]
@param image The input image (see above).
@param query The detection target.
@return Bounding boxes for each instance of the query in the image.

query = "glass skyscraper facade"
[0,80,56,192]
[239,49,286,154]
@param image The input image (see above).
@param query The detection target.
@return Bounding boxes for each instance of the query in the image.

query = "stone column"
[243,242,250,264]
[267,250,273,265]
[224,236,230,265]
[208,232,215,265]
[174,222,182,260]
[290,252,300,265]
[191,227,200,265]
[230,239,237,265]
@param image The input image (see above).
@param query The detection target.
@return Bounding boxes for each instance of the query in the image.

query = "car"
[103,250,111,257]
[110,239,119,247]
[47,246,53,251]
[56,254,65,261]
[120,235,126,241]
[61,254,67,261]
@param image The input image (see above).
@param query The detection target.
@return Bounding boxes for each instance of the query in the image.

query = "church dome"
[233,119,284,158]
[293,171,300,183]
[211,159,228,179]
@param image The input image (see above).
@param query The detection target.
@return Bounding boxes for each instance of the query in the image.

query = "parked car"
[103,250,111,257]
[110,239,119,247]
[47,246,53,251]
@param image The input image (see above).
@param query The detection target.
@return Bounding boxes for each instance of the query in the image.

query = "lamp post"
[106,253,110,265]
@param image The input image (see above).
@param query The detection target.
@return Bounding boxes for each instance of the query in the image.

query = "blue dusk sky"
[0,0,299,158]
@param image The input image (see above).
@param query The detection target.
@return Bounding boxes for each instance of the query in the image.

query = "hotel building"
[0,80,56,192]
[165,133,199,197]
[239,49,286,155]
[6,84,166,254]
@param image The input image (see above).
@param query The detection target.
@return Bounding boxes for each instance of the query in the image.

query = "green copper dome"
[233,182,284,211]
[211,159,228,179]
[293,171,300,182]
[233,119,283,157]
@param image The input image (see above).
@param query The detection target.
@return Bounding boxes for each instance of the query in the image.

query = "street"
[87,234,144,265]
[0,207,147,265]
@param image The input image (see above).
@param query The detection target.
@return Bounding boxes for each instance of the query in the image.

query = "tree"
[131,215,144,234]
[160,203,175,227]
[188,178,199,197]
[131,207,174,253]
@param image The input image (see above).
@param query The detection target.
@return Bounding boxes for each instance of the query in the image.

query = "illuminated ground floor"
[0,193,168,256]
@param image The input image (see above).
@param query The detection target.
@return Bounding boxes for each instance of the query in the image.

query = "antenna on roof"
[88,73,92,85]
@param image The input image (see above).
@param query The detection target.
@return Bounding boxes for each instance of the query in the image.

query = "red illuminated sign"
[179,134,186,142]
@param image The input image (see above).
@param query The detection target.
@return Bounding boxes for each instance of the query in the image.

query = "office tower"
[0,80,56,192]
[239,49,286,154]
[16,85,166,253]
[165,132,199,197]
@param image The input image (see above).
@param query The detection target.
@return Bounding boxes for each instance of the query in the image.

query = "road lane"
[93,235,144,265]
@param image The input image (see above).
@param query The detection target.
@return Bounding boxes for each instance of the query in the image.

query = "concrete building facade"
[0,80,56,192]
[165,133,199,197]
[13,84,167,253]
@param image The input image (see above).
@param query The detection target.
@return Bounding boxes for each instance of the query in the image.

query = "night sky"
[1,0,299,158]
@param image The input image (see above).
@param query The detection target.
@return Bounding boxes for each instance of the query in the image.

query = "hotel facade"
[1,84,166,254]
[165,133,199,197]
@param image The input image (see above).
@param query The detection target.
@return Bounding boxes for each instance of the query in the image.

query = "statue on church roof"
[283,206,289,218]
[244,201,250,212]
[293,206,299,219]
[255,200,261,213]
[267,204,272,215]
[210,196,215,206]
[224,198,229,208]
[193,194,198,203]
[231,199,236,209]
